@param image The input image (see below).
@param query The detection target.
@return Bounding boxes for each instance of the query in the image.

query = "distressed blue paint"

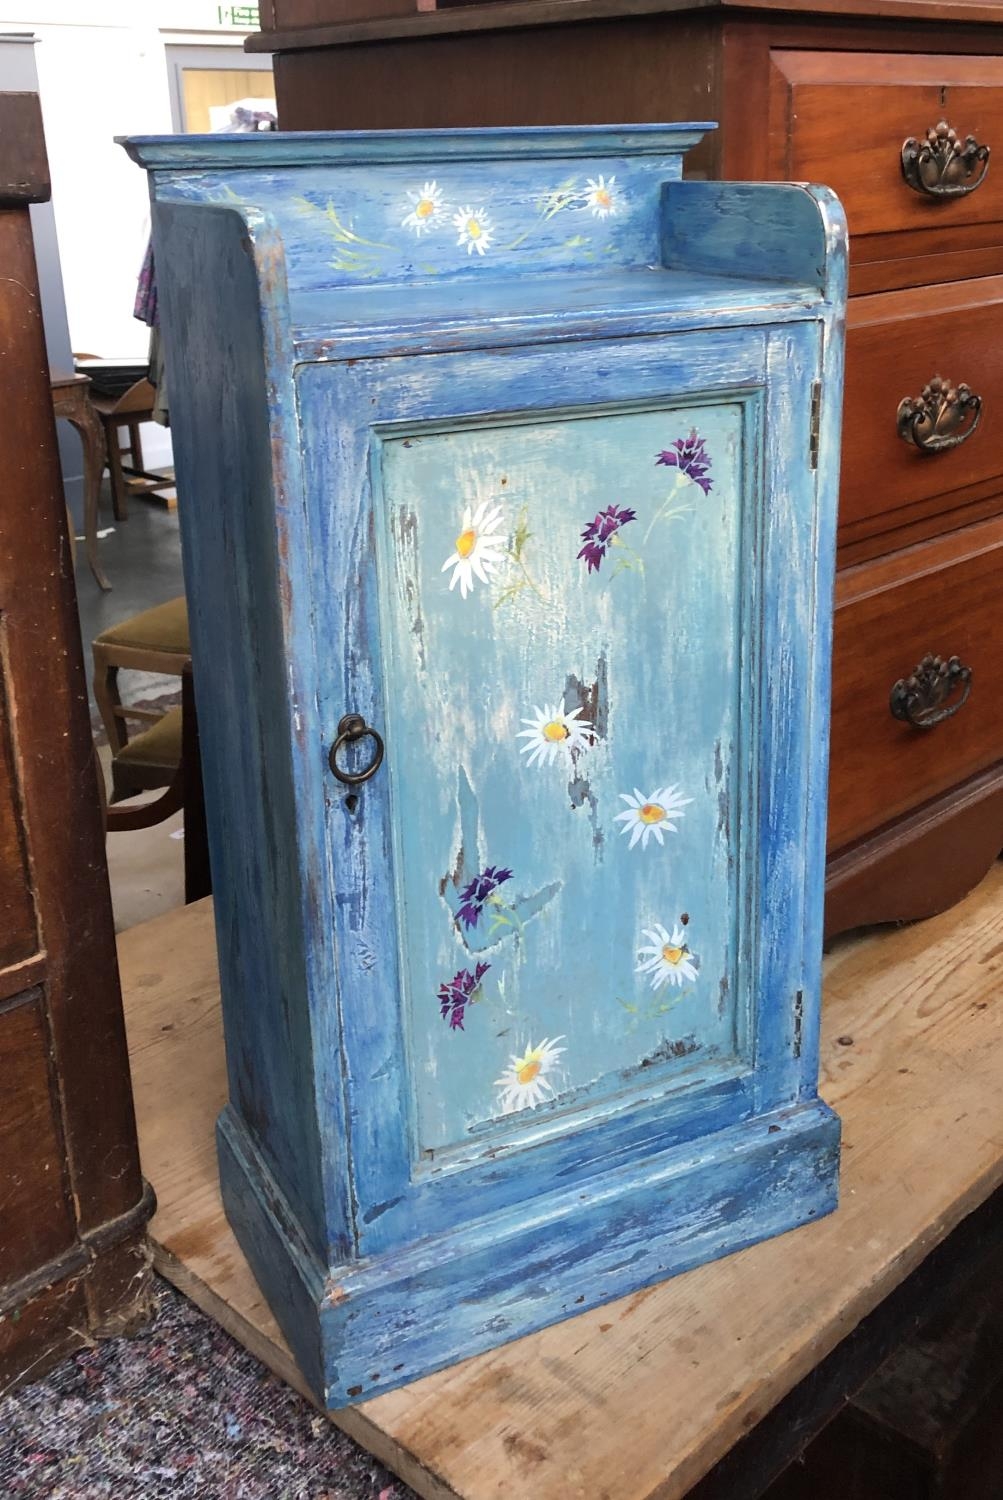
[126,126,846,1409]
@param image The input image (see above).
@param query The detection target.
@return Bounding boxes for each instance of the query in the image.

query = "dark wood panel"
[0,660,37,969]
[262,0,421,25]
[0,1273,88,1390]
[837,478,1003,566]
[0,90,152,1382]
[0,94,48,206]
[248,0,1003,54]
[274,15,721,179]
[829,518,1003,850]
[0,994,74,1285]
[0,205,143,1238]
[841,280,1003,535]
[0,1220,152,1392]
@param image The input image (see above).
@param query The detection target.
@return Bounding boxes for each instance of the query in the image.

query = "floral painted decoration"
[655,429,714,495]
[615,786,692,849]
[438,961,491,1030]
[402,180,447,236]
[441,497,506,597]
[454,205,493,257]
[577,504,637,574]
[495,1036,565,1113]
[457,866,514,929]
[584,174,617,218]
[636,923,700,990]
[516,703,595,768]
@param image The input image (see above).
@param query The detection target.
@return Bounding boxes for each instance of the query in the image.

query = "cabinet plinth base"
[218,1099,840,1408]
[826,766,1003,940]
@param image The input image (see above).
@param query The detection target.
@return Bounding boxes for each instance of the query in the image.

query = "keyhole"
[345,794,358,813]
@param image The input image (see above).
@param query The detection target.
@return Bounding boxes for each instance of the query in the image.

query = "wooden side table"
[51,371,110,591]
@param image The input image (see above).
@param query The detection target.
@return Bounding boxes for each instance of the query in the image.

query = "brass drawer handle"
[896,375,982,454]
[890,654,972,729]
[329,713,385,785]
[901,121,990,198]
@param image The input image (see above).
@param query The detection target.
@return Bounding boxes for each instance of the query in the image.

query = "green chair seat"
[115,706,182,769]
[94,595,189,654]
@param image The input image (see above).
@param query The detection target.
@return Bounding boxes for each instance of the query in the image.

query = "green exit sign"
[217,4,260,24]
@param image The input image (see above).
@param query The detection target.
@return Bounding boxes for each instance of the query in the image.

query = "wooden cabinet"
[0,93,154,1390]
[250,0,1003,937]
[127,124,844,1408]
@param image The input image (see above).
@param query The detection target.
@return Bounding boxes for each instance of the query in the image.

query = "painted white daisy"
[636,923,699,991]
[454,205,493,256]
[584,174,617,219]
[495,1036,565,1114]
[516,703,594,768]
[440,497,506,598]
[401,180,446,236]
[614,786,692,850]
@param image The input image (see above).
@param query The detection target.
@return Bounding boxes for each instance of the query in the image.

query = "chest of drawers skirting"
[127,125,845,1407]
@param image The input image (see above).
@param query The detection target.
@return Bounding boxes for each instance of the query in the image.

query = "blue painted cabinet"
[126,126,846,1407]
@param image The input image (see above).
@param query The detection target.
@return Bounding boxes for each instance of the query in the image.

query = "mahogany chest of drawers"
[248,0,1003,937]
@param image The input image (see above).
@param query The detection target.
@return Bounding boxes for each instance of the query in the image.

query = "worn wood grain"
[123,863,1003,1500]
[0,687,38,971]
[0,994,75,1284]
[0,88,152,1386]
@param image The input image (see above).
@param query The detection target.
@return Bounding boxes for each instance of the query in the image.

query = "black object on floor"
[0,1276,415,1500]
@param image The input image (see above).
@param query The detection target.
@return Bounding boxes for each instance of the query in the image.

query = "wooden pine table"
[119,865,1003,1500]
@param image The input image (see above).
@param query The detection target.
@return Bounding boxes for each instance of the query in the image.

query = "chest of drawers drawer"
[828,516,1003,851]
[768,51,1003,293]
[841,277,1003,553]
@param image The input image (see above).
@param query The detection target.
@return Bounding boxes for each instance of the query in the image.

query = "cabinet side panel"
[151,201,336,1261]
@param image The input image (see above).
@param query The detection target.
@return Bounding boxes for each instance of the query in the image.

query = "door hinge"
[809,381,822,470]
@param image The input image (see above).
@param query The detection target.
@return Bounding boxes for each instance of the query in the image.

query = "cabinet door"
[299,322,825,1254]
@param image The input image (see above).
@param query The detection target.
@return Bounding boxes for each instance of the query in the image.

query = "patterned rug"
[0,1277,416,1500]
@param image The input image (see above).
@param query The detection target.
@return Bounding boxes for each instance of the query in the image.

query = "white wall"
[0,1,264,466]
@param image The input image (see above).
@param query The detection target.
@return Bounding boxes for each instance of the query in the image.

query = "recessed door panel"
[374,399,750,1156]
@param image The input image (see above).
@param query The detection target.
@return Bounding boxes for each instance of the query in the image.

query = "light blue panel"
[295,325,773,1257]
[375,402,745,1154]
[131,126,710,292]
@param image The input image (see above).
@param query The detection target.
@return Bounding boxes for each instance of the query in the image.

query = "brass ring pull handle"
[896,376,982,454]
[328,713,385,785]
[890,654,972,730]
[901,122,990,197]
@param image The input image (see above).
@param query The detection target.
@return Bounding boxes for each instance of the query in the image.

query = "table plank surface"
[119,865,1003,1500]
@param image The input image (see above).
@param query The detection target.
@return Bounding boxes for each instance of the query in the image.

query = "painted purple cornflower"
[656,429,713,495]
[456,865,513,929]
[437,960,490,1030]
[577,504,637,574]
